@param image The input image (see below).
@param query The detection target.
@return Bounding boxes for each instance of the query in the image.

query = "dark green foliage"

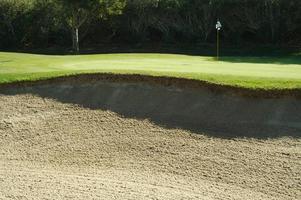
[0,0,300,50]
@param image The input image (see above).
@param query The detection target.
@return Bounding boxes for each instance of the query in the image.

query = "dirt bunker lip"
[1,73,301,99]
[1,74,300,139]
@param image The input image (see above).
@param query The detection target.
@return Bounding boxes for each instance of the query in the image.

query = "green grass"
[0,52,301,89]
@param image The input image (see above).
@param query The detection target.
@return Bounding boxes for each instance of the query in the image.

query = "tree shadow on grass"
[220,56,301,65]
[5,42,300,61]
[1,80,301,139]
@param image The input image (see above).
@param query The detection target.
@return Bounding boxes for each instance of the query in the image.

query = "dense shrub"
[0,0,300,49]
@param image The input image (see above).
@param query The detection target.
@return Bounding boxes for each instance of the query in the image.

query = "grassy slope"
[0,52,301,89]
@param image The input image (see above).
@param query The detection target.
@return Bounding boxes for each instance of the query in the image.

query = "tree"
[0,0,32,48]
[59,0,125,53]
[1,0,301,49]
[26,0,63,48]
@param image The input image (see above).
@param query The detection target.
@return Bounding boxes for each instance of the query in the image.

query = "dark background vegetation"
[0,0,300,54]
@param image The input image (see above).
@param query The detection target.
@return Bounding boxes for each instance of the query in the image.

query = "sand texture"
[0,79,300,199]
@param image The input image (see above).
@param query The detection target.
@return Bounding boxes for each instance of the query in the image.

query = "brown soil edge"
[0,73,301,99]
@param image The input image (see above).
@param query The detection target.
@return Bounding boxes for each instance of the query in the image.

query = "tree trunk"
[75,27,79,53]
[72,27,79,53]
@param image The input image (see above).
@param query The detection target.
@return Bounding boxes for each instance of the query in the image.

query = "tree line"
[0,0,300,52]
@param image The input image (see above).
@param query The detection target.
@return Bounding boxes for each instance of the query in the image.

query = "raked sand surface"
[0,79,300,199]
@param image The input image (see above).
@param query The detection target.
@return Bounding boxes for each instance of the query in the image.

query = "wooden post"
[216,20,222,61]
[217,29,219,60]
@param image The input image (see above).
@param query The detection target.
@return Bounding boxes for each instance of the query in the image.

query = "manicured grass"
[0,52,301,89]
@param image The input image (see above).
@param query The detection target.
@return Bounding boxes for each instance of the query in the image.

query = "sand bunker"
[0,76,300,199]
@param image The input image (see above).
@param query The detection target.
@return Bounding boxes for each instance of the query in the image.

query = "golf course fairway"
[1,52,301,89]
